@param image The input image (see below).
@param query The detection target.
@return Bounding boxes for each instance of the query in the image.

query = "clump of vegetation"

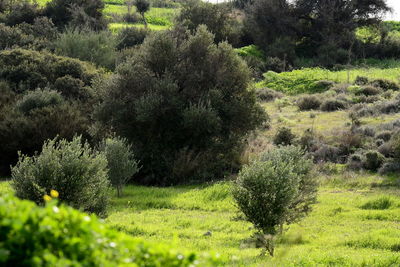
[297,95,322,111]
[256,88,283,102]
[355,85,382,96]
[360,196,395,210]
[54,29,117,70]
[16,89,64,114]
[233,146,317,256]
[320,98,347,112]
[116,26,149,50]
[273,127,296,146]
[99,136,140,197]
[362,150,385,171]
[0,194,219,266]
[44,0,106,30]
[95,26,266,185]
[11,136,110,216]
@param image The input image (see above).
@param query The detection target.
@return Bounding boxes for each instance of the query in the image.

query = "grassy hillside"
[34,0,179,31]
[2,172,399,266]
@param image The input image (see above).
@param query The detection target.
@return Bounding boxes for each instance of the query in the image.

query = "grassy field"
[258,67,400,94]
[2,172,400,266]
[33,0,179,31]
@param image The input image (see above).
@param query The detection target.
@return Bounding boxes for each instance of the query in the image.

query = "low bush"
[370,79,399,91]
[378,160,400,174]
[376,131,392,142]
[99,136,140,197]
[16,89,64,115]
[347,153,363,170]
[256,88,284,102]
[54,29,117,70]
[320,98,347,112]
[297,95,322,111]
[312,144,341,163]
[233,146,317,256]
[355,76,369,85]
[355,86,382,96]
[11,136,110,216]
[0,103,90,175]
[273,127,296,146]
[0,194,219,266]
[362,150,385,171]
[116,26,149,50]
[0,48,99,93]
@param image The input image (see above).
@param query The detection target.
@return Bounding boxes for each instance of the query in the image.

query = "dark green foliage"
[355,76,369,85]
[273,127,295,146]
[54,29,117,70]
[11,136,110,216]
[256,88,283,102]
[360,196,394,210]
[0,18,57,51]
[233,146,317,256]
[3,1,39,26]
[245,0,390,66]
[362,150,385,171]
[135,0,150,26]
[0,194,219,266]
[116,26,149,50]
[370,79,399,91]
[53,75,91,100]
[320,98,347,112]
[355,86,382,96]
[44,0,106,30]
[177,0,242,46]
[99,136,140,197]
[376,131,392,142]
[0,48,98,93]
[297,95,322,111]
[0,103,89,175]
[16,88,64,114]
[95,26,266,185]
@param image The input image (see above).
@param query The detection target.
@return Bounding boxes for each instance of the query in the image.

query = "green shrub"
[0,48,99,93]
[0,103,89,176]
[16,89,64,115]
[256,88,283,102]
[355,85,382,96]
[273,127,296,146]
[297,95,322,111]
[362,150,385,171]
[320,98,347,112]
[355,76,369,85]
[99,136,140,197]
[54,29,117,70]
[53,75,90,100]
[370,79,399,91]
[177,0,242,46]
[116,26,149,50]
[0,194,220,266]
[44,0,106,30]
[95,26,266,185]
[360,196,395,210]
[376,131,392,142]
[233,146,317,256]
[11,136,110,216]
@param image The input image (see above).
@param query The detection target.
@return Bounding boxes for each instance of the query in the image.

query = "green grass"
[1,173,400,266]
[258,67,400,94]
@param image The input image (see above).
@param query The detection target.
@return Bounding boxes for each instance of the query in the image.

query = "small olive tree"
[232,146,317,256]
[11,136,110,216]
[135,0,150,27]
[99,137,140,197]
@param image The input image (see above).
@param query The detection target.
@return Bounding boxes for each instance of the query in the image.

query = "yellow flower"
[50,190,59,198]
[43,195,52,202]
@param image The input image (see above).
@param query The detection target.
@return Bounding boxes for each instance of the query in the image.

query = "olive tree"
[95,25,266,185]
[232,146,317,256]
[99,136,140,197]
